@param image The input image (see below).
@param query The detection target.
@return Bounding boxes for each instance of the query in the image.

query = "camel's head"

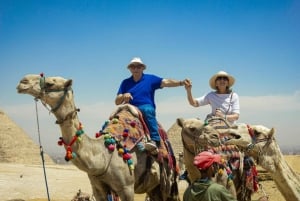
[246,125,278,172]
[177,118,221,148]
[17,74,73,111]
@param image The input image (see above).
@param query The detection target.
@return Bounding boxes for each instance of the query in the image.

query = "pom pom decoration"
[118,148,124,155]
[130,121,136,127]
[58,137,64,146]
[108,144,115,151]
[127,159,133,165]
[112,118,119,124]
[104,134,111,139]
[65,146,76,161]
[103,133,117,153]
[122,129,129,138]
[123,153,131,160]
[95,132,101,138]
[57,122,85,161]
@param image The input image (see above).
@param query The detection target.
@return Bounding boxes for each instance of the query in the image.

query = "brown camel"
[17,74,180,201]
[177,117,300,201]
[177,117,239,199]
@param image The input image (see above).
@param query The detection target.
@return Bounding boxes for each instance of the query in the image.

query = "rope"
[34,98,51,201]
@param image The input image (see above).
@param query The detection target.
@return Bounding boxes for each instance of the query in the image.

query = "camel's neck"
[270,155,300,201]
[54,107,108,175]
[51,97,80,143]
[257,141,300,201]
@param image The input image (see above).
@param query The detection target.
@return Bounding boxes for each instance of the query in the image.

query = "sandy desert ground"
[1,155,300,201]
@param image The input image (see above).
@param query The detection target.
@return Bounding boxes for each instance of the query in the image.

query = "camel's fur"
[177,117,300,201]
[17,74,179,201]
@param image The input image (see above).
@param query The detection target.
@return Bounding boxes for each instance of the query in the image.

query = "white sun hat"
[127,57,146,68]
[209,71,235,90]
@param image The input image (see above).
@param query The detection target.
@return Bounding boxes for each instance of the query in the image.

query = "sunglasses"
[216,76,229,81]
[129,65,143,69]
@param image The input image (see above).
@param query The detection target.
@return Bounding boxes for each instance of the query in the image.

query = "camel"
[177,117,240,199]
[226,124,300,201]
[17,74,180,201]
[177,117,300,201]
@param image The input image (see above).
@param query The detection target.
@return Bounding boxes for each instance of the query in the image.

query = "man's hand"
[184,79,192,90]
[123,93,133,103]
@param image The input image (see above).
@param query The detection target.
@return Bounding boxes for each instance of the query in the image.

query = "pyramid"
[0,108,54,165]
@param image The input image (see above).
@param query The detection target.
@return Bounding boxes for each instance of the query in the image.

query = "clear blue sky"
[1,0,299,156]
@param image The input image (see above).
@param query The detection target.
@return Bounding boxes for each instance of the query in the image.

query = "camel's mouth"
[16,84,30,94]
[16,84,24,93]
[17,87,26,94]
[16,84,40,98]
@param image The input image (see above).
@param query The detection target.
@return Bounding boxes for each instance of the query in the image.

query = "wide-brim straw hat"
[127,57,146,69]
[209,71,235,90]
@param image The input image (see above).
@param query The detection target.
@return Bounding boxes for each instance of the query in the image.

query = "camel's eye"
[189,127,196,132]
[20,78,29,84]
[211,134,219,139]
[45,82,54,88]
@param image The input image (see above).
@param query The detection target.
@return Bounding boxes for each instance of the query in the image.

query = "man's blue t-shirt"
[117,74,163,109]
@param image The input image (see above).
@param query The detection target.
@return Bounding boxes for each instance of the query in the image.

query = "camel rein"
[34,98,51,201]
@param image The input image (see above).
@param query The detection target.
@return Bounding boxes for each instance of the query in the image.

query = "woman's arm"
[225,113,239,122]
[184,79,199,107]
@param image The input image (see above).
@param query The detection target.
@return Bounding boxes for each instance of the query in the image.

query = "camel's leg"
[147,185,164,201]
[88,175,110,201]
[115,185,135,201]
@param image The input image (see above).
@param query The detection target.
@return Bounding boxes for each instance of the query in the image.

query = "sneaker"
[145,140,159,154]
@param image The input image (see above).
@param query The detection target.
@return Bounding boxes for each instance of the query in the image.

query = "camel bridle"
[181,123,212,156]
[181,117,238,156]
[38,74,79,124]
[246,125,274,165]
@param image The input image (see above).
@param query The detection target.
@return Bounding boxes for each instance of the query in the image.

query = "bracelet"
[179,81,183,86]
[224,115,227,120]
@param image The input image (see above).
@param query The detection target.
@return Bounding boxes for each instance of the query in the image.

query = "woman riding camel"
[184,71,240,124]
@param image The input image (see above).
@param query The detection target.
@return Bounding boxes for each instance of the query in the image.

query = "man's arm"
[161,78,185,88]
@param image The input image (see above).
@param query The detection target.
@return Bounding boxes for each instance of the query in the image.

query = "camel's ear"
[65,79,73,88]
[269,127,275,138]
[177,118,184,128]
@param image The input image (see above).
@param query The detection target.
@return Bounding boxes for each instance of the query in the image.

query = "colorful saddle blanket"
[99,104,174,161]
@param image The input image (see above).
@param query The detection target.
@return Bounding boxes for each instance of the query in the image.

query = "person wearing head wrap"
[183,151,237,201]
[115,57,189,154]
[184,71,240,124]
